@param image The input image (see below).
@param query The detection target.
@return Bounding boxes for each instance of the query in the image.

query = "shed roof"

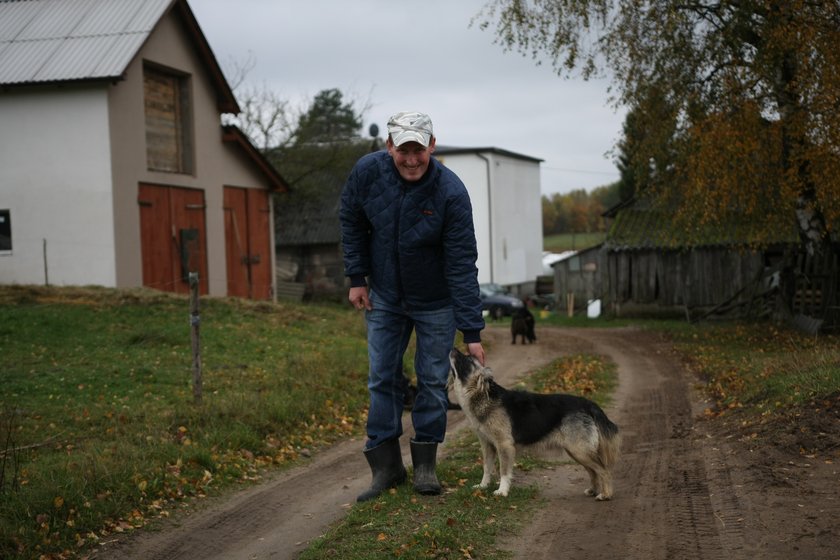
[0,0,238,112]
[272,142,374,248]
[275,185,342,247]
[605,205,798,251]
[435,145,543,164]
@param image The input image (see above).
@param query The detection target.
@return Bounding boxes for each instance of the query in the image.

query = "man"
[340,111,486,501]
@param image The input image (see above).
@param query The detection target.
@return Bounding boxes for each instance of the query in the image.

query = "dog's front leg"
[494,440,516,497]
[475,434,496,489]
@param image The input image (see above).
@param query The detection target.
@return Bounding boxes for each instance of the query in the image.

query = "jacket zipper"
[394,184,406,305]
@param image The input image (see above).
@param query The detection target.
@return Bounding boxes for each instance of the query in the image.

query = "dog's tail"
[594,411,621,469]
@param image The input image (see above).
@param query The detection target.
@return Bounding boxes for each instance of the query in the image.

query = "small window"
[144,64,194,174]
[0,209,11,254]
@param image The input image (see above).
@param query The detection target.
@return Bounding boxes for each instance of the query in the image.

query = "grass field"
[0,286,617,559]
[2,285,838,559]
[0,286,372,559]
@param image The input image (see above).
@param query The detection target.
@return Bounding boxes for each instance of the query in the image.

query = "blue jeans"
[364,296,455,449]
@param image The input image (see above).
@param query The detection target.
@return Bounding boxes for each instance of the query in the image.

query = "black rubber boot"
[410,440,442,495]
[357,439,407,502]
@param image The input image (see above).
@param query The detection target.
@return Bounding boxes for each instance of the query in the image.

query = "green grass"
[660,321,840,412]
[0,286,371,559]
[299,430,542,560]
[543,232,606,252]
[300,352,619,560]
[2,285,838,559]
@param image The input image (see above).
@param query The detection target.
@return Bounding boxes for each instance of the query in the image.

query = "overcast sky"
[189,0,627,196]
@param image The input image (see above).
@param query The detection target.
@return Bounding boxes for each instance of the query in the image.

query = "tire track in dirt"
[503,327,740,560]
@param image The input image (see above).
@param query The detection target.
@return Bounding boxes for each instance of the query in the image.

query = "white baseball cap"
[387,111,433,147]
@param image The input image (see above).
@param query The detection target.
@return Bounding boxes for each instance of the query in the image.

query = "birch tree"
[478,0,840,254]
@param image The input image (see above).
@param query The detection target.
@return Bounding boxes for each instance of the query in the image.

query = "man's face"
[388,137,436,182]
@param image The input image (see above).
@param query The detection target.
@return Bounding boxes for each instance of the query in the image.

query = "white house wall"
[438,152,543,288]
[488,155,543,286]
[438,157,492,283]
[0,85,116,287]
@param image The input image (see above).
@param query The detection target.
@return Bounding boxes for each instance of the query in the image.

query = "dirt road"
[99,326,839,560]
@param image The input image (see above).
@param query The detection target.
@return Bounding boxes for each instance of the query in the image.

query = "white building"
[0,0,286,299]
[435,147,544,294]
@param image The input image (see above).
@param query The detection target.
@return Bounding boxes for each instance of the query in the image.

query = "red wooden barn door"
[138,184,208,295]
[224,187,272,299]
[138,184,171,290]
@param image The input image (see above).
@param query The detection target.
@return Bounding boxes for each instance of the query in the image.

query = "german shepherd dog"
[448,349,620,499]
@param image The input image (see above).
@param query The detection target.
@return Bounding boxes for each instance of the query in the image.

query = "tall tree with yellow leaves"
[478,1,840,256]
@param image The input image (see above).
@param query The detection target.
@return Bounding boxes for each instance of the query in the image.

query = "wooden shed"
[270,142,374,301]
[273,181,346,302]
[551,244,605,315]
[594,199,839,330]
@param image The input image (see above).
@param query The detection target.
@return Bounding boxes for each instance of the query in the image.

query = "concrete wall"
[0,85,116,287]
[438,156,492,283]
[438,151,543,289]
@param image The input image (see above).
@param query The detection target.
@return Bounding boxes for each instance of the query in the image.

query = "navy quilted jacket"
[340,151,485,342]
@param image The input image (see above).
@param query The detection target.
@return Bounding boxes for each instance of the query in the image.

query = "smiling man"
[386,112,436,181]
[340,111,486,501]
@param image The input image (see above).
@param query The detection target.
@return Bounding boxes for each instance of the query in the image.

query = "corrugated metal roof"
[0,0,172,85]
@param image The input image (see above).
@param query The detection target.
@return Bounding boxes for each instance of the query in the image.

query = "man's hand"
[349,286,372,311]
[467,342,486,366]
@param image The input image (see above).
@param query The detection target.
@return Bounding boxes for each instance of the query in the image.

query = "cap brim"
[391,130,430,147]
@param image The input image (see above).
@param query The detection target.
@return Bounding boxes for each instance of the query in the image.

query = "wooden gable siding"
[144,66,194,174]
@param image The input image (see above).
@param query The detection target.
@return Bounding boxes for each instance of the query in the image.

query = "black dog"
[401,372,461,410]
[511,307,536,344]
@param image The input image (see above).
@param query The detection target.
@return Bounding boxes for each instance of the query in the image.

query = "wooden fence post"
[189,272,202,404]
[43,238,49,286]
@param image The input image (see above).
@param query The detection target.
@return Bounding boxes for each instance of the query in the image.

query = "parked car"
[479,284,524,319]
[480,282,508,296]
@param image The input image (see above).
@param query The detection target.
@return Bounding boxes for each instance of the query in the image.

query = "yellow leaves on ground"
[676,323,839,420]
[532,354,606,396]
